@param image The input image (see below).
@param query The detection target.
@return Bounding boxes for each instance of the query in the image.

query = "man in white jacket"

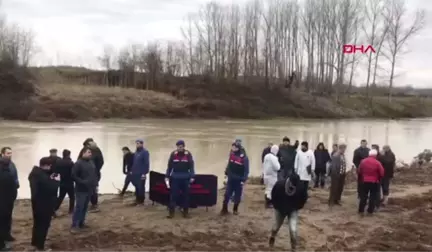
[263,145,280,208]
[294,141,315,191]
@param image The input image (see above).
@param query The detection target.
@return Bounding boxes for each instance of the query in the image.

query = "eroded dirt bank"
[10,165,432,251]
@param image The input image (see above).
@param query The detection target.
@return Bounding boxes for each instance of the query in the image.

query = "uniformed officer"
[165,140,195,218]
[221,142,249,215]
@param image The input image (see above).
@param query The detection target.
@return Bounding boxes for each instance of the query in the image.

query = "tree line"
[97,0,425,101]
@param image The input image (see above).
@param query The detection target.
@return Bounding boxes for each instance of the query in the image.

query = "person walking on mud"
[221,142,249,215]
[353,140,370,199]
[268,172,308,252]
[376,145,395,208]
[357,149,384,216]
[328,144,347,206]
[119,147,134,196]
[165,140,195,218]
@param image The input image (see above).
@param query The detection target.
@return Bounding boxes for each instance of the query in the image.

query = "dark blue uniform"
[166,150,195,214]
[222,150,249,213]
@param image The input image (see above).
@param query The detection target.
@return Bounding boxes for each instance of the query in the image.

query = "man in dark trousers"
[357,149,384,215]
[328,144,347,206]
[277,137,297,180]
[29,157,60,251]
[130,139,150,206]
[0,156,18,251]
[269,172,308,251]
[353,139,370,199]
[165,140,195,218]
[54,149,75,215]
[221,142,249,215]
[119,147,134,196]
[78,138,104,212]
[0,147,19,244]
[71,147,98,233]
[48,149,61,173]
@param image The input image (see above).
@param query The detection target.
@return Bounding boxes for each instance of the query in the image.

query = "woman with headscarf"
[263,145,281,208]
[314,143,331,188]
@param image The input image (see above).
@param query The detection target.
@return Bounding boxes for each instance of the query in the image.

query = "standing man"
[78,138,104,212]
[0,147,19,243]
[313,143,331,188]
[277,137,297,180]
[379,145,396,206]
[328,144,348,206]
[71,147,97,233]
[119,147,134,196]
[48,149,61,173]
[29,157,60,251]
[54,149,75,215]
[130,139,150,206]
[268,172,308,251]
[165,140,195,218]
[0,155,18,251]
[353,140,370,199]
[221,142,249,215]
[357,149,384,215]
[294,141,315,191]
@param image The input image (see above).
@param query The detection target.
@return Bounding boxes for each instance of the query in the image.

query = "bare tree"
[383,0,425,102]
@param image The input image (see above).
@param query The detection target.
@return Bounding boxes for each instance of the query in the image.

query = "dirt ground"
[10,165,432,251]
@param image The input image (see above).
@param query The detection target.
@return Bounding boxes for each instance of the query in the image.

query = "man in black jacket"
[78,138,104,212]
[71,147,98,233]
[29,157,60,251]
[49,149,62,174]
[352,139,370,199]
[269,172,308,252]
[54,149,75,215]
[277,137,297,180]
[120,147,134,196]
[0,157,17,251]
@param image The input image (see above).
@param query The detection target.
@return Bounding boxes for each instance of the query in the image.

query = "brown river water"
[0,118,430,198]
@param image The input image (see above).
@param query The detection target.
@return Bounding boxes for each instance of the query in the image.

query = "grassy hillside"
[1,65,432,122]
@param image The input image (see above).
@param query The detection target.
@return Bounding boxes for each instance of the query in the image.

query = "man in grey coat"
[328,144,347,206]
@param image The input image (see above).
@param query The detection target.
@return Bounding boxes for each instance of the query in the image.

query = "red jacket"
[358,156,384,183]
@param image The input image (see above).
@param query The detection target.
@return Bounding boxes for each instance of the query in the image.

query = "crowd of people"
[261,137,396,251]
[0,135,396,251]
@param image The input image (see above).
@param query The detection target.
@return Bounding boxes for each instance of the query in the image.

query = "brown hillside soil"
[9,165,432,251]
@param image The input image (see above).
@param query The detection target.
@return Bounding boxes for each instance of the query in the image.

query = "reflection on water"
[0,118,430,198]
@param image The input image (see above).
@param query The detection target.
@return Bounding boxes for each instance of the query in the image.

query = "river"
[1,118,430,198]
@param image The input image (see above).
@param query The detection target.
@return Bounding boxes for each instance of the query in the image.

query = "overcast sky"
[2,0,431,87]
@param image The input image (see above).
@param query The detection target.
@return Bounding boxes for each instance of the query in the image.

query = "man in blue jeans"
[130,139,150,205]
[70,147,97,233]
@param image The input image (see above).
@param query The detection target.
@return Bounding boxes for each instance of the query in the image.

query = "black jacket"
[379,151,396,178]
[72,158,98,193]
[0,158,17,214]
[56,157,74,185]
[314,149,331,171]
[78,146,104,173]
[353,147,370,168]
[261,147,271,163]
[277,145,297,172]
[28,166,59,213]
[271,173,308,215]
[49,156,62,174]
[123,152,134,174]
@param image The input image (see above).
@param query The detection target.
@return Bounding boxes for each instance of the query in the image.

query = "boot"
[220,204,228,215]
[268,236,275,247]
[167,208,175,219]
[182,208,190,218]
[265,197,271,209]
[290,237,297,252]
[233,203,239,215]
